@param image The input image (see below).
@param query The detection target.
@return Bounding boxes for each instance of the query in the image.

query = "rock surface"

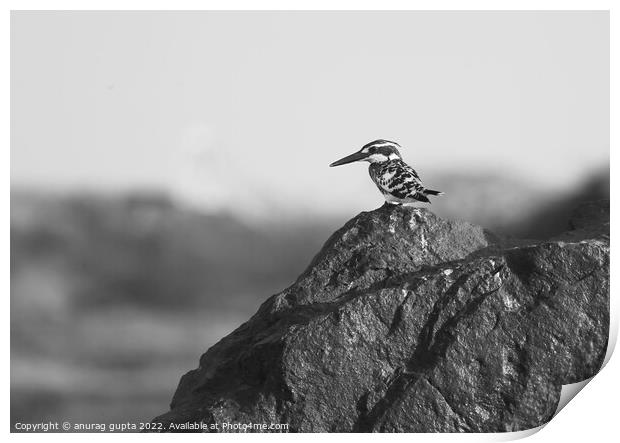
[152,201,609,432]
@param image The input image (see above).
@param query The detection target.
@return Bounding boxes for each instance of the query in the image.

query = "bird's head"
[329,139,402,167]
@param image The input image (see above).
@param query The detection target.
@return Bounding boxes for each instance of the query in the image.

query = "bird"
[329,139,443,204]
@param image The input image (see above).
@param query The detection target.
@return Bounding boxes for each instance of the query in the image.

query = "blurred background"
[11,11,609,429]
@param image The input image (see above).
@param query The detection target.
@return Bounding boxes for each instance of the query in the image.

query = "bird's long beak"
[329,151,367,167]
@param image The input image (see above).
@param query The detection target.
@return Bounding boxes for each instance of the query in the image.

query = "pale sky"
[11,11,609,218]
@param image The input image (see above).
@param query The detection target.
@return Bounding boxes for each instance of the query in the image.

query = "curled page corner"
[479,377,596,442]
[553,377,593,417]
[490,424,546,441]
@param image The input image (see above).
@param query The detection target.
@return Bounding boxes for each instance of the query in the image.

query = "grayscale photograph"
[10,9,610,434]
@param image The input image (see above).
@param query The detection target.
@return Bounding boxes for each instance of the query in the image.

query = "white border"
[4,2,616,442]
[0,0,616,10]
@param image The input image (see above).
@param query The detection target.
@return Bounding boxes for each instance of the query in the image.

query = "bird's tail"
[423,189,444,196]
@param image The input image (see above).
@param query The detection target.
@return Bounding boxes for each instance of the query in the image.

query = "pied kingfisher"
[330,139,443,204]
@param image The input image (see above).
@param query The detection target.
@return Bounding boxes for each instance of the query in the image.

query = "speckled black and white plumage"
[330,139,443,205]
[369,159,437,204]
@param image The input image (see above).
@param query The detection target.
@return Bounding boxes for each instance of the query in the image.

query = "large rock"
[152,201,609,432]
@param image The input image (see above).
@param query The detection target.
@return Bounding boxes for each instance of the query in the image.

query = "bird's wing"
[400,162,421,181]
[376,162,427,200]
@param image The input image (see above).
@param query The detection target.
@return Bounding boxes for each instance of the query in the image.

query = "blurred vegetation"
[10,167,609,430]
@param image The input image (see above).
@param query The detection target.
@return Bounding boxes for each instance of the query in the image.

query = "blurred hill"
[432,166,609,239]
[11,190,333,312]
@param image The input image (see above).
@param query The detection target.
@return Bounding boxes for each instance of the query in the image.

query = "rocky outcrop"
[152,201,609,432]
